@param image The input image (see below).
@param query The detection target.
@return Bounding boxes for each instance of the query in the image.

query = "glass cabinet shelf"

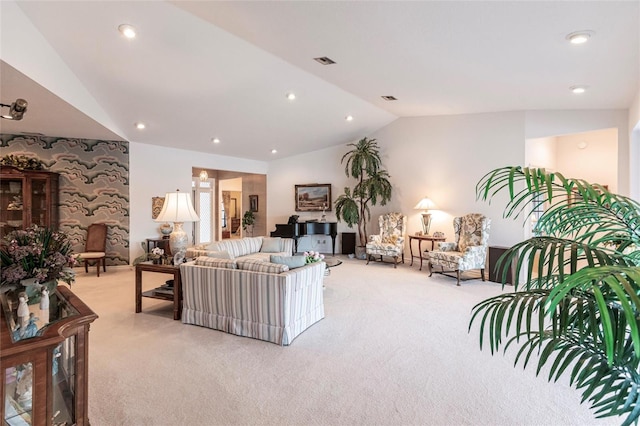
[0,286,97,426]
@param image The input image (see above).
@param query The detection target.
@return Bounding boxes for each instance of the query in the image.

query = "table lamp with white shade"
[154,190,199,256]
[414,196,435,235]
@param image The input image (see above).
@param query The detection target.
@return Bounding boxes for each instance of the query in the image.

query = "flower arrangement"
[0,225,76,288]
[150,247,165,264]
[303,250,325,264]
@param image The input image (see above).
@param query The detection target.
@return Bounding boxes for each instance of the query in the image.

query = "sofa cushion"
[194,256,237,269]
[236,258,289,273]
[206,250,231,259]
[270,254,306,269]
[215,237,263,258]
[260,237,282,253]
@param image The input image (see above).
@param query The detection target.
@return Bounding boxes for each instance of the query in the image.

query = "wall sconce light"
[0,98,28,120]
[199,170,208,181]
[414,196,435,235]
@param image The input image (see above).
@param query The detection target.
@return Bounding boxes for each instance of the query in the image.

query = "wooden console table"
[409,234,446,270]
[135,262,182,320]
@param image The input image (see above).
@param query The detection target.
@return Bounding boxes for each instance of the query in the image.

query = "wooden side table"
[409,234,446,270]
[135,262,182,320]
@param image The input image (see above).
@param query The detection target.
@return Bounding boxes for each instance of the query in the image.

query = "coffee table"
[323,257,343,276]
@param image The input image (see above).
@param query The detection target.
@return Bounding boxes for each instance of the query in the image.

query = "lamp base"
[421,213,432,235]
[169,222,188,257]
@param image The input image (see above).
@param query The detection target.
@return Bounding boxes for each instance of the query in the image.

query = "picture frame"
[151,197,165,219]
[295,184,331,212]
[249,195,259,212]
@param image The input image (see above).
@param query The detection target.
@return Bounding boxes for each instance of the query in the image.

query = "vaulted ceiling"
[1,1,638,161]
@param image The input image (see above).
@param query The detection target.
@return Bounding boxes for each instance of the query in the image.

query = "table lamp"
[414,196,435,235]
[154,189,200,256]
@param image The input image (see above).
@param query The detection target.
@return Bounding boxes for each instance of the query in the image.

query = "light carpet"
[68,256,619,426]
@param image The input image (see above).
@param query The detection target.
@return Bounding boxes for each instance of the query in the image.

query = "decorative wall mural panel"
[0,134,130,265]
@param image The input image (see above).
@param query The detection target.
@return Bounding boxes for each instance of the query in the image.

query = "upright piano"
[270,221,338,255]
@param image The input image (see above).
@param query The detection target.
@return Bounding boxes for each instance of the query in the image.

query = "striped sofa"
[186,236,294,261]
[180,256,325,345]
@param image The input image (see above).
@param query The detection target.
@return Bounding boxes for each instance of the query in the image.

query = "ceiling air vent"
[313,56,336,65]
[381,96,397,101]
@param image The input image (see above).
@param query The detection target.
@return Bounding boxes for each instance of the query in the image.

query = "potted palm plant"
[471,166,640,425]
[335,137,392,259]
[242,210,255,237]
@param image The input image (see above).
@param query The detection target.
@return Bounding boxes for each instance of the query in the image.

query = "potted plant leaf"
[242,210,255,237]
[334,137,392,259]
[471,166,640,425]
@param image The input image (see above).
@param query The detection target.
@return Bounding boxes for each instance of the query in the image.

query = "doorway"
[191,167,266,242]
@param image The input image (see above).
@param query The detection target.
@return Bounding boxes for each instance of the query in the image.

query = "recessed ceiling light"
[135,122,145,129]
[286,92,296,101]
[118,24,137,39]
[271,149,278,154]
[566,31,594,45]
[212,137,220,144]
[577,141,589,149]
[570,85,588,94]
[345,115,354,122]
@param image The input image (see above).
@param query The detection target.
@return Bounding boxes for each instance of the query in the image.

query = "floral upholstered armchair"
[427,213,491,285]
[366,212,407,268]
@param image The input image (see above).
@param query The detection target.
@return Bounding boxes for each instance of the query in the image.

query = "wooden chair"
[76,223,108,277]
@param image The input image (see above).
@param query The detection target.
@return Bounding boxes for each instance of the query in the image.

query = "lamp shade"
[414,197,435,210]
[154,191,200,223]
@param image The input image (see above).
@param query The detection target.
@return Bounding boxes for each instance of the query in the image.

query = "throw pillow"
[270,255,306,269]
[194,257,237,269]
[260,237,282,253]
[206,250,231,259]
[382,235,398,245]
[237,258,289,273]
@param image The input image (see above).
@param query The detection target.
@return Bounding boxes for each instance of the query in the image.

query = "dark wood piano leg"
[331,235,336,256]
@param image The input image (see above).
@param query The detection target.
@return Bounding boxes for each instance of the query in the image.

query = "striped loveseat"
[180,256,325,345]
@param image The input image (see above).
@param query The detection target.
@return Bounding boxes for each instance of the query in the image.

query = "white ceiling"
[0,1,638,161]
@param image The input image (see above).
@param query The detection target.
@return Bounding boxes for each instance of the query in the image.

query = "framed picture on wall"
[295,184,331,212]
[151,197,165,219]
[249,195,259,212]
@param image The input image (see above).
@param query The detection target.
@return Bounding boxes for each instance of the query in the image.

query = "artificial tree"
[471,166,640,425]
[334,137,392,248]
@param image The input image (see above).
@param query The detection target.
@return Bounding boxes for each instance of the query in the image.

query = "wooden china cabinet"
[0,286,98,425]
[0,166,59,238]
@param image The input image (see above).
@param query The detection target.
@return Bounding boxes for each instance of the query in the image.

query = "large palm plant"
[471,166,640,425]
[335,137,392,247]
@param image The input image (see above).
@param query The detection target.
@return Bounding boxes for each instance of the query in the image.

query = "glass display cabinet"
[0,166,59,239]
[0,286,97,425]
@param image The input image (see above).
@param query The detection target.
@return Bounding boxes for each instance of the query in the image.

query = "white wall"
[555,129,618,193]
[130,142,267,262]
[526,137,557,169]
[629,89,640,200]
[524,110,629,195]
[268,111,527,251]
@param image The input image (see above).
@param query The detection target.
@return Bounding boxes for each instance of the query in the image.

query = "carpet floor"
[69,256,618,425]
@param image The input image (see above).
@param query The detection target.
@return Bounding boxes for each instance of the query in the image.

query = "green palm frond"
[472,166,640,424]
